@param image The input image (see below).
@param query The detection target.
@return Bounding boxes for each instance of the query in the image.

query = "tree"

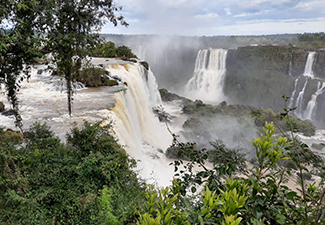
[44,0,128,116]
[1,0,128,126]
[138,122,325,224]
[116,45,136,58]
[0,0,43,130]
[101,41,117,57]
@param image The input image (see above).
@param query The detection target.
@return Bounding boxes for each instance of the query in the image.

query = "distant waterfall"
[185,49,228,103]
[288,78,298,108]
[304,82,325,121]
[288,51,320,121]
[288,54,293,76]
[303,52,317,78]
[295,78,308,118]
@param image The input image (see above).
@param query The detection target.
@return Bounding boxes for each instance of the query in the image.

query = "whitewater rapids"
[0,59,175,187]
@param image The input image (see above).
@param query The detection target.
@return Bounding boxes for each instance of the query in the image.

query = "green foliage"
[75,67,118,87]
[92,41,137,59]
[209,141,247,177]
[137,184,189,225]
[140,119,325,225]
[116,45,137,58]
[160,89,315,137]
[0,0,44,129]
[0,121,146,224]
[137,178,249,224]
[101,41,117,57]
[98,186,120,225]
[298,32,325,49]
[44,0,127,115]
[1,0,128,120]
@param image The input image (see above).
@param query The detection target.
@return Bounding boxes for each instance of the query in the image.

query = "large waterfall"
[185,49,228,103]
[101,63,173,186]
[0,59,174,186]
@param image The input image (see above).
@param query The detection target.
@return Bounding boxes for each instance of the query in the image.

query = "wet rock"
[0,102,4,112]
[311,143,325,150]
[1,109,15,116]
[140,61,149,70]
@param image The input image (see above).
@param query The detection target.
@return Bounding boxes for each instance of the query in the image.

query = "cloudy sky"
[102,0,325,36]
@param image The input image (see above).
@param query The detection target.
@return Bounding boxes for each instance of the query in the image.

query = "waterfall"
[185,48,228,103]
[295,78,308,118]
[288,51,319,121]
[288,54,293,76]
[103,63,174,186]
[303,52,317,78]
[0,61,174,186]
[288,78,299,109]
[304,82,325,121]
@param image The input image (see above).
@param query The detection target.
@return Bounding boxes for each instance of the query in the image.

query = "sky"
[101,0,325,36]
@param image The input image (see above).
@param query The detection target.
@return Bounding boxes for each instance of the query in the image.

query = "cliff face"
[314,50,325,78]
[224,45,325,126]
[224,46,298,110]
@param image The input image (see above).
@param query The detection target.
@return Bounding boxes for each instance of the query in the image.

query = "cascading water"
[185,49,228,103]
[288,54,293,76]
[100,63,173,186]
[288,52,320,121]
[304,82,325,121]
[288,78,299,109]
[303,52,317,78]
[0,60,174,186]
[295,78,308,118]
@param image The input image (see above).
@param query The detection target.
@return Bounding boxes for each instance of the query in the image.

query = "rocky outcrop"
[160,89,315,137]
[0,102,4,112]
[314,50,325,78]
[140,61,149,70]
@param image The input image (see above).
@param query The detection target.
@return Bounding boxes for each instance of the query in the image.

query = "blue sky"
[102,0,325,36]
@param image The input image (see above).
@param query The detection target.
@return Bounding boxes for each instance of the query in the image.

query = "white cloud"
[295,1,325,11]
[233,11,264,17]
[224,8,232,15]
[195,13,220,20]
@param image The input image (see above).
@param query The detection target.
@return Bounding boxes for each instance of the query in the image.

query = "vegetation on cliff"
[92,41,137,59]
[75,67,119,87]
[298,32,325,49]
[159,89,315,137]
[224,46,304,111]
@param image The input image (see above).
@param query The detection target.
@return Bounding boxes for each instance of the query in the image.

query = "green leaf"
[286,191,297,201]
[275,214,286,225]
